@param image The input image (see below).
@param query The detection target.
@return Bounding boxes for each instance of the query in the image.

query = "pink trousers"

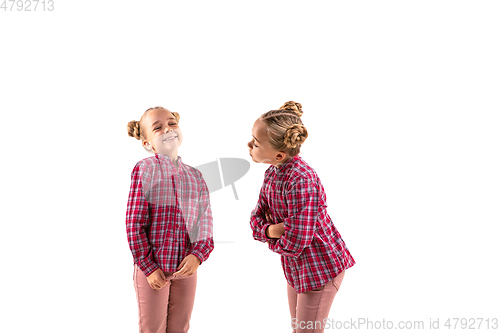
[287,270,346,333]
[133,265,197,333]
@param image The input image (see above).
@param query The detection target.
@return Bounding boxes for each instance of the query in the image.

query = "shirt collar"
[154,153,184,172]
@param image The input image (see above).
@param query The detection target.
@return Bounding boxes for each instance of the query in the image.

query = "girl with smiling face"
[126,106,214,333]
[248,101,356,333]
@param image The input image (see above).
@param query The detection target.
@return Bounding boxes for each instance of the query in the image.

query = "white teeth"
[164,136,176,141]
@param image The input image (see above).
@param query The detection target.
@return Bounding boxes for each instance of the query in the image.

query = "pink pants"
[133,265,197,333]
[287,270,346,333]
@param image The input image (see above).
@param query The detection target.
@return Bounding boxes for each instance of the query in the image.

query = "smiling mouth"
[163,136,177,142]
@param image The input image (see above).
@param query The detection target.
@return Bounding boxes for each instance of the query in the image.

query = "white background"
[1,1,499,332]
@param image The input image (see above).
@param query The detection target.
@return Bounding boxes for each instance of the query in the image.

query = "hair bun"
[279,101,303,117]
[127,120,141,140]
[284,124,308,148]
[171,111,180,122]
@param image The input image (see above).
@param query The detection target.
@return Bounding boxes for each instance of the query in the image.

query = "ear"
[275,152,288,162]
[143,141,152,150]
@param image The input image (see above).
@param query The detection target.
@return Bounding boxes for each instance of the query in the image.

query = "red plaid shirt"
[250,155,355,293]
[126,154,214,276]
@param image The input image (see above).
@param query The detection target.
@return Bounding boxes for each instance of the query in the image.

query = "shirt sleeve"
[267,179,318,258]
[126,163,159,276]
[189,172,214,264]
[249,183,274,243]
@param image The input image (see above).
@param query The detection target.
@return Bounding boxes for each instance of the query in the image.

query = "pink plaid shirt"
[250,155,355,293]
[126,154,214,276]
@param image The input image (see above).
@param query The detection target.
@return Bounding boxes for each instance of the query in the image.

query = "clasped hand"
[146,254,201,290]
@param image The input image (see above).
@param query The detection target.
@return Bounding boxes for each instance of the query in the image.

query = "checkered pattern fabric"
[126,154,214,276]
[250,155,355,292]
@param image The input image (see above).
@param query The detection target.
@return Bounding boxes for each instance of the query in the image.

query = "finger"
[175,264,189,276]
[154,278,165,289]
[268,212,273,222]
[159,270,166,281]
[173,264,185,276]
[176,258,187,271]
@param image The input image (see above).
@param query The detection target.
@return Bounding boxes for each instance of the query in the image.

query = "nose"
[247,140,252,149]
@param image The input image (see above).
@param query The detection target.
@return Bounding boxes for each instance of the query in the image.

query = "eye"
[154,126,161,131]
[169,123,177,126]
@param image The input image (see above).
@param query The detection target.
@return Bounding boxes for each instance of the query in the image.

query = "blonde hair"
[127,106,180,142]
[260,101,308,157]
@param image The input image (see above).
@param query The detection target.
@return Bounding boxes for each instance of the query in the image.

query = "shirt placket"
[267,170,277,206]
[171,170,180,244]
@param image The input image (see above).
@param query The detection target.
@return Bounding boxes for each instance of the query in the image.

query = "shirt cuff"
[189,251,204,265]
[137,257,159,277]
[261,222,275,240]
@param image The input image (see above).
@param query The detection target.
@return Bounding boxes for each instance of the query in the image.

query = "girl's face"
[247,118,288,166]
[142,108,183,156]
